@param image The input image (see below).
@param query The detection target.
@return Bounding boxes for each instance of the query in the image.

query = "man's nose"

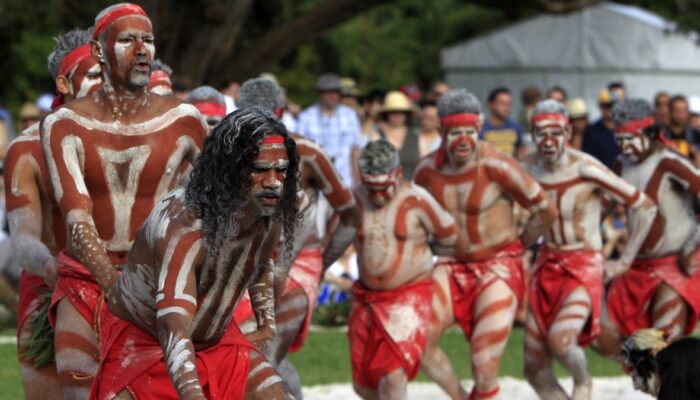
[262,171,279,187]
[134,39,147,55]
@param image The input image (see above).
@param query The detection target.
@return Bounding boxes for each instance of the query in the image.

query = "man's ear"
[90,40,103,61]
[396,165,404,179]
[55,75,71,96]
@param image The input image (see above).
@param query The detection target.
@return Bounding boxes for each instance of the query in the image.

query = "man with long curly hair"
[94,107,299,399]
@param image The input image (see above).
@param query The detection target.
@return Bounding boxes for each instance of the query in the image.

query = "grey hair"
[47,28,93,79]
[359,140,400,175]
[437,88,481,117]
[238,78,286,111]
[532,99,568,118]
[151,59,172,75]
[613,99,654,125]
[184,86,225,105]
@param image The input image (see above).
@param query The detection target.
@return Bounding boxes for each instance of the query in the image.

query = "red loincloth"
[606,252,700,337]
[349,279,433,390]
[233,248,322,353]
[437,241,526,340]
[17,271,50,340]
[529,246,603,347]
[48,251,101,329]
[91,308,257,400]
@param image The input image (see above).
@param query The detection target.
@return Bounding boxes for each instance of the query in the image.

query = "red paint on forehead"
[58,45,92,77]
[93,3,147,39]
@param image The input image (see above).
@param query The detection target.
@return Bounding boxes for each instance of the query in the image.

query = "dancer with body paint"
[147,58,173,97]
[597,98,700,356]
[234,78,361,398]
[350,139,462,400]
[521,99,656,400]
[414,89,557,400]
[97,107,297,400]
[41,4,208,398]
[6,27,100,400]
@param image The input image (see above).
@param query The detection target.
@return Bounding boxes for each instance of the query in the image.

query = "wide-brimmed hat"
[567,98,588,119]
[19,102,40,120]
[380,91,414,114]
[316,73,342,92]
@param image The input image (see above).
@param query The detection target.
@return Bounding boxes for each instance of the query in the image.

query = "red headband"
[93,3,148,39]
[193,102,226,117]
[57,44,92,78]
[614,116,655,134]
[148,70,171,88]
[440,113,480,128]
[531,112,569,127]
[262,136,285,145]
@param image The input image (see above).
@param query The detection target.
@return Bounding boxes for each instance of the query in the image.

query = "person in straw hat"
[368,90,421,179]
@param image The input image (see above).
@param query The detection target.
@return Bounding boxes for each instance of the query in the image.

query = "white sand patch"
[302,376,655,400]
[0,336,16,345]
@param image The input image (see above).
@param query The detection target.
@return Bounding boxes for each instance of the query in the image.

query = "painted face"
[533,124,567,164]
[445,125,479,166]
[101,16,155,88]
[251,136,289,216]
[361,169,399,208]
[69,58,101,100]
[614,131,649,163]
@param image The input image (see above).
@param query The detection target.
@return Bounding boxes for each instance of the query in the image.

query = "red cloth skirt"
[348,279,433,389]
[91,307,257,400]
[438,241,526,340]
[48,251,101,329]
[606,252,700,337]
[529,246,603,347]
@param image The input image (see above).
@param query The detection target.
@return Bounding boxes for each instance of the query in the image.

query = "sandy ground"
[302,376,655,399]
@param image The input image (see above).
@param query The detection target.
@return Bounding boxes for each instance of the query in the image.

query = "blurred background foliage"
[1,0,699,114]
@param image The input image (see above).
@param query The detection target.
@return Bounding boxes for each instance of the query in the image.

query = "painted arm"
[245,223,281,350]
[413,186,464,257]
[154,227,205,400]
[490,157,557,247]
[659,156,700,274]
[299,140,361,270]
[582,160,657,278]
[41,118,118,291]
[4,142,56,284]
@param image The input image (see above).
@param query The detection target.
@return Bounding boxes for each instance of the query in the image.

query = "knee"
[548,332,576,360]
[381,370,407,392]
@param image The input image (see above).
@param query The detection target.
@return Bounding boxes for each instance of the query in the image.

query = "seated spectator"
[655,92,671,131]
[663,95,700,162]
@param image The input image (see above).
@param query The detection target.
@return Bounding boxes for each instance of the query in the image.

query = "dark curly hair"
[185,106,300,258]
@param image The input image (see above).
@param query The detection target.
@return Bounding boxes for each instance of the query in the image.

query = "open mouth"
[455,147,471,157]
[133,60,150,73]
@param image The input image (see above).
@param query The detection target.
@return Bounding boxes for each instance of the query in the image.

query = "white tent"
[441,2,700,120]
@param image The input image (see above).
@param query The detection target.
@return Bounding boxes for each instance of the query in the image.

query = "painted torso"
[110,188,279,348]
[619,148,699,257]
[355,181,455,290]
[524,149,639,252]
[42,103,207,265]
[414,142,540,261]
[5,124,66,252]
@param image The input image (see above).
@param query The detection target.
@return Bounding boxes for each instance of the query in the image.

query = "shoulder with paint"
[413,152,438,182]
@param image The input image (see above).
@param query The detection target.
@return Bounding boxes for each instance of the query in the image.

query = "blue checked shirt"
[297,104,366,186]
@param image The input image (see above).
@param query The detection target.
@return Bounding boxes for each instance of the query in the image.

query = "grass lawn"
[0,326,624,399]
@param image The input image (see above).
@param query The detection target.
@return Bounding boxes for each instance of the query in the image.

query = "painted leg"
[591,301,623,359]
[245,350,293,400]
[53,298,98,400]
[277,358,303,400]
[547,286,592,400]
[651,283,688,340]
[523,311,566,400]
[266,286,308,364]
[420,265,467,400]
[353,383,379,400]
[18,311,62,400]
[469,279,518,400]
[378,369,407,400]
